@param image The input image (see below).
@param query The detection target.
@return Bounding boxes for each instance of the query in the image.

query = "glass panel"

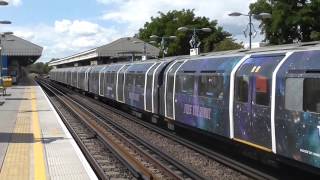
[176,74,195,95]
[255,75,269,106]
[199,74,224,99]
[303,78,320,113]
[117,73,124,101]
[146,72,154,111]
[285,78,303,111]
[236,76,249,103]
[135,73,145,88]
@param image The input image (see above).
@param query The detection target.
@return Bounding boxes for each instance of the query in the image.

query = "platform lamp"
[229,12,271,49]
[149,35,176,59]
[177,26,212,56]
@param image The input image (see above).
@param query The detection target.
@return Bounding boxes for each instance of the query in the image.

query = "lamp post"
[0,1,10,105]
[133,40,147,60]
[229,12,271,49]
[150,35,176,59]
[177,26,212,55]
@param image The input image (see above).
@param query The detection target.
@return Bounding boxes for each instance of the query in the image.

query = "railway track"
[37,78,283,180]
[38,79,207,180]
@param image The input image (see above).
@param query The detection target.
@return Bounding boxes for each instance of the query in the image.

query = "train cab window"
[255,76,270,106]
[199,75,224,99]
[303,78,320,113]
[236,76,249,102]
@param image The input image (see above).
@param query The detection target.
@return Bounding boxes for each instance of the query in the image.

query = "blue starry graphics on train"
[233,54,284,149]
[174,56,242,137]
[275,50,320,168]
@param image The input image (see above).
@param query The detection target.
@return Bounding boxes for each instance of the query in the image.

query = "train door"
[84,67,91,91]
[165,61,184,119]
[117,65,129,102]
[145,63,160,112]
[99,67,107,96]
[233,54,285,151]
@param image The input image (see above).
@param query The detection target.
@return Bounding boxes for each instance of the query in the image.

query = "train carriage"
[164,55,244,137]
[123,62,158,111]
[273,49,320,169]
[49,43,320,172]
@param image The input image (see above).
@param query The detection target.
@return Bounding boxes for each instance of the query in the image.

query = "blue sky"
[1,0,262,62]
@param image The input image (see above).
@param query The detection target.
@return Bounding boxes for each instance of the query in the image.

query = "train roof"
[51,41,320,71]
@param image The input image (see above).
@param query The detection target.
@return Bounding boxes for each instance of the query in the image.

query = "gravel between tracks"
[49,94,136,179]
[75,94,251,180]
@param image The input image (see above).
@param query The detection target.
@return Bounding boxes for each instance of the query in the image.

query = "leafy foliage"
[250,0,320,44]
[28,62,52,75]
[138,9,242,56]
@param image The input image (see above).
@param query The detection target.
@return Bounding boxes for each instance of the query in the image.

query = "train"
[49,42,320,173]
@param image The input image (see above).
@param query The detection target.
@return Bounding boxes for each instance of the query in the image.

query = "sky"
[1,0,264,62]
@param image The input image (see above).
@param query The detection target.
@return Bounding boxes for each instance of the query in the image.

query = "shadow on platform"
[0,132,67,144]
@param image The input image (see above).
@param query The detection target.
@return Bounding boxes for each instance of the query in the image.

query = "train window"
[135,74,145,87]
[176,75,194,95]
[199,75,224,99]
[255,76,270,106]
[127,74,133,86]
[236,76,249,103]
[285,78,303,111]
[303,78,320,113]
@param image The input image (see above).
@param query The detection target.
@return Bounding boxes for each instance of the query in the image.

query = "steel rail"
[46,79,276,180]
[38,79,188,180]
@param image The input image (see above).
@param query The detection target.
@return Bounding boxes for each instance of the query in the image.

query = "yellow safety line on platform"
[233,138,272,152]
[31,87,47,180]
[0,90,32,179]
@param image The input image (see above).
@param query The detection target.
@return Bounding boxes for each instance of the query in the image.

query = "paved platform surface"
[0,78,97,180]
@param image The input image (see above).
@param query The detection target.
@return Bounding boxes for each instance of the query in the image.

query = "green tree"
[250,0,320,44]
[28,62,52,74]
[215,38,244,51]
[138,9,242,56]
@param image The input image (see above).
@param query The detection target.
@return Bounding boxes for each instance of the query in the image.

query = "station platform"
[0,78,98,180]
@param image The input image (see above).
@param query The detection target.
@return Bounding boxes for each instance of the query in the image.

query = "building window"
[199,75,224,99]
[303,78,320,113]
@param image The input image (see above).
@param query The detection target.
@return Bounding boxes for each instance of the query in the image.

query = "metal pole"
[193,28,196,48]
[0,38,2,83]
[249,14,252,49]
[161,37,165,59]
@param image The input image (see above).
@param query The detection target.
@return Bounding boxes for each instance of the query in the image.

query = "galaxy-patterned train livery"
[50,44,320,172]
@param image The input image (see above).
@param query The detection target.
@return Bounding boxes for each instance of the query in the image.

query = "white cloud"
[5,19,123,62]
[7,0,22,6]
[100,0,261,42]
[54,20,101,36]
[5,0,264,62]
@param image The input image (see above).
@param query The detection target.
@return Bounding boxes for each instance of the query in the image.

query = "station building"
[49,37,160,68]
[0,34,43,83]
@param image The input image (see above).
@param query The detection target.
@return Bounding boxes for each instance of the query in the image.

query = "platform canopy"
[1,34,42,56]
[0,34,43,79]
[49,37,160,67]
